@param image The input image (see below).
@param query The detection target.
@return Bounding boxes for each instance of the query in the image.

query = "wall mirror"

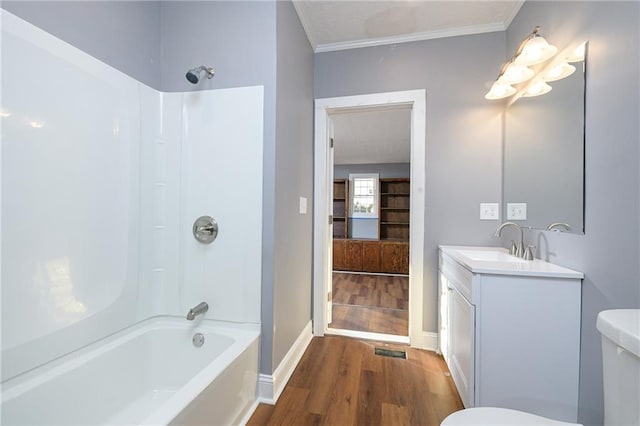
[503,42,588,234]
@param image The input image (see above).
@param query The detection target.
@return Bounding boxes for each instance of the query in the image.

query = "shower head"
[185,66,215,84]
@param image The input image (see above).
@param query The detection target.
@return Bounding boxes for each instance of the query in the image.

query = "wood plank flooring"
[247,336,464,426]
[329,273,408,336]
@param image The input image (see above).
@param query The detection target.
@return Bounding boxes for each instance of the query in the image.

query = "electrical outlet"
[507,203,527,220]
[480,203,500,220]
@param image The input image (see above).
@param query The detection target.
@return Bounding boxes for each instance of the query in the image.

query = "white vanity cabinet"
[438,246,583,423]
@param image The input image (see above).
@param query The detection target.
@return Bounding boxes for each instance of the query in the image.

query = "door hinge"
[329,215,333,224]
[330,138,334,148]
[327,291,332,301]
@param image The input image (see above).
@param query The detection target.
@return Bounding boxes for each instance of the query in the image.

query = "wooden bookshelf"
[379,178,410,240]
[333,179,348,239]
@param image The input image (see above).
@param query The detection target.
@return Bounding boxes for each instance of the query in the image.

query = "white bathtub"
[0,317,260,425]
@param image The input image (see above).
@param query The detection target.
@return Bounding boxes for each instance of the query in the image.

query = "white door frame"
[313,89,427,348]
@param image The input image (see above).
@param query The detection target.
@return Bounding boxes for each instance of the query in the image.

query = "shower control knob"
[193,216,218,244]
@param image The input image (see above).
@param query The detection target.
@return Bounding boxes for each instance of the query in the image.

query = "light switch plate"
[299,197,307,214]
[480,203,500,220]
[507,203,527,220]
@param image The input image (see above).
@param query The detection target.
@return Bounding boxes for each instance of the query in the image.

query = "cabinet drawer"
[441,253,473,302]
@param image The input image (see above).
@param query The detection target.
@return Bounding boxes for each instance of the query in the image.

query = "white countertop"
[440,245,584,279]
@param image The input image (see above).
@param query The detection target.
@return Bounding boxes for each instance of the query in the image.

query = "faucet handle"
[524,245,536,261]
[509,240,518,256]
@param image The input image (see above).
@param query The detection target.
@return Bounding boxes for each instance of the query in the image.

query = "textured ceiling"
[293,0,524,52]
[332,107,411,165]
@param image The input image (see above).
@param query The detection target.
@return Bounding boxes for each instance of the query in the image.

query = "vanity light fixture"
[485,26,561,100]
[522,79,552,97]
[544,61,576,82]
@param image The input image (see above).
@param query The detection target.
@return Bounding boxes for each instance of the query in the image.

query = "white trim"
[326,328,410,345]
[313,90,426,351]
[503,1,526,31]
[238,398,261,426]
[257,321,313,405]
[412,331,439,352]
[315,23,506,53]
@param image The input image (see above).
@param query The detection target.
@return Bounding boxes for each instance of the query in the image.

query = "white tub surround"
[438,246,583,422]
[1,317,260,426]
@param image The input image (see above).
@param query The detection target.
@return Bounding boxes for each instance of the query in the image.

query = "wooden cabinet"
[380,241,409,274]
[331,177,410,274]
[333,179,348,239]
[333,239,408,274]
[379,178,410,241]
[345,239,363,271]
[332,239,347,271]
[362,240,381,272]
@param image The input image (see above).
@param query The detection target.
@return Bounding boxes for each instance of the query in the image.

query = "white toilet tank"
[597,309,640,426]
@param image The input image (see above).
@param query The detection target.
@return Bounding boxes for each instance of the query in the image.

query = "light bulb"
[498,63,534,85]
[485,81,516,100]
[523,80,552,97]
[544,61,576,82]
[515,36,558,66]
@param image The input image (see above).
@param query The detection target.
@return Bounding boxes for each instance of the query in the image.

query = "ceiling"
[332,107,411,165]
[293,0,524,53]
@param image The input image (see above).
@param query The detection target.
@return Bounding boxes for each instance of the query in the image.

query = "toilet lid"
[441,407,582,426]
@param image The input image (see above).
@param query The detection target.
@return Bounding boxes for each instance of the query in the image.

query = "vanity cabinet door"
[448,284,475,408]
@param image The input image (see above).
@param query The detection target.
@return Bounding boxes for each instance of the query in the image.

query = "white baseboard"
[412,331,438,351]
[258,320,313,405]
[238,398,261,426]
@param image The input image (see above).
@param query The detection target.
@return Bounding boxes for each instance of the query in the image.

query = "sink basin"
[440,246,584,278]
[456,249,524,263]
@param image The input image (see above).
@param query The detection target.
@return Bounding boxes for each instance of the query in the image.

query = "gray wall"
[316,33,506,331]
[1,1,162,89]
[272,1,314,371]
[505,2,640,425]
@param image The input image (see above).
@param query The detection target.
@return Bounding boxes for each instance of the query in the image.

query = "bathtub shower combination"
[1,10,263,425]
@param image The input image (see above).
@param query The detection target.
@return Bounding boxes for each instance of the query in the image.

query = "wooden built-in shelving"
[333,179,348,239]
[379,178,410,241]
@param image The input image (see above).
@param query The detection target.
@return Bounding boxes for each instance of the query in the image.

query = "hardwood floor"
[247,336,464,426]
[329,273,408,336]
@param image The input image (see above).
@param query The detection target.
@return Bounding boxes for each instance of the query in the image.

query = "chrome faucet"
[186,302,209,320]
[495,222,525,258]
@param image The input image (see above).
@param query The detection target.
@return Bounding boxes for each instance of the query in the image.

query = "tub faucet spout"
[186,302,208,320]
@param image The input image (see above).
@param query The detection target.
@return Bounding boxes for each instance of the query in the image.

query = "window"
[349,173,379,218]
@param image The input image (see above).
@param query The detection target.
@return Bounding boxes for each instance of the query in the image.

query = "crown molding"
[315,22,508,53]
[504,0,526,30]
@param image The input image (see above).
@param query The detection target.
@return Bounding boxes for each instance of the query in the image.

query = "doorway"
[313,90,426,347]
[329,107,411,340]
